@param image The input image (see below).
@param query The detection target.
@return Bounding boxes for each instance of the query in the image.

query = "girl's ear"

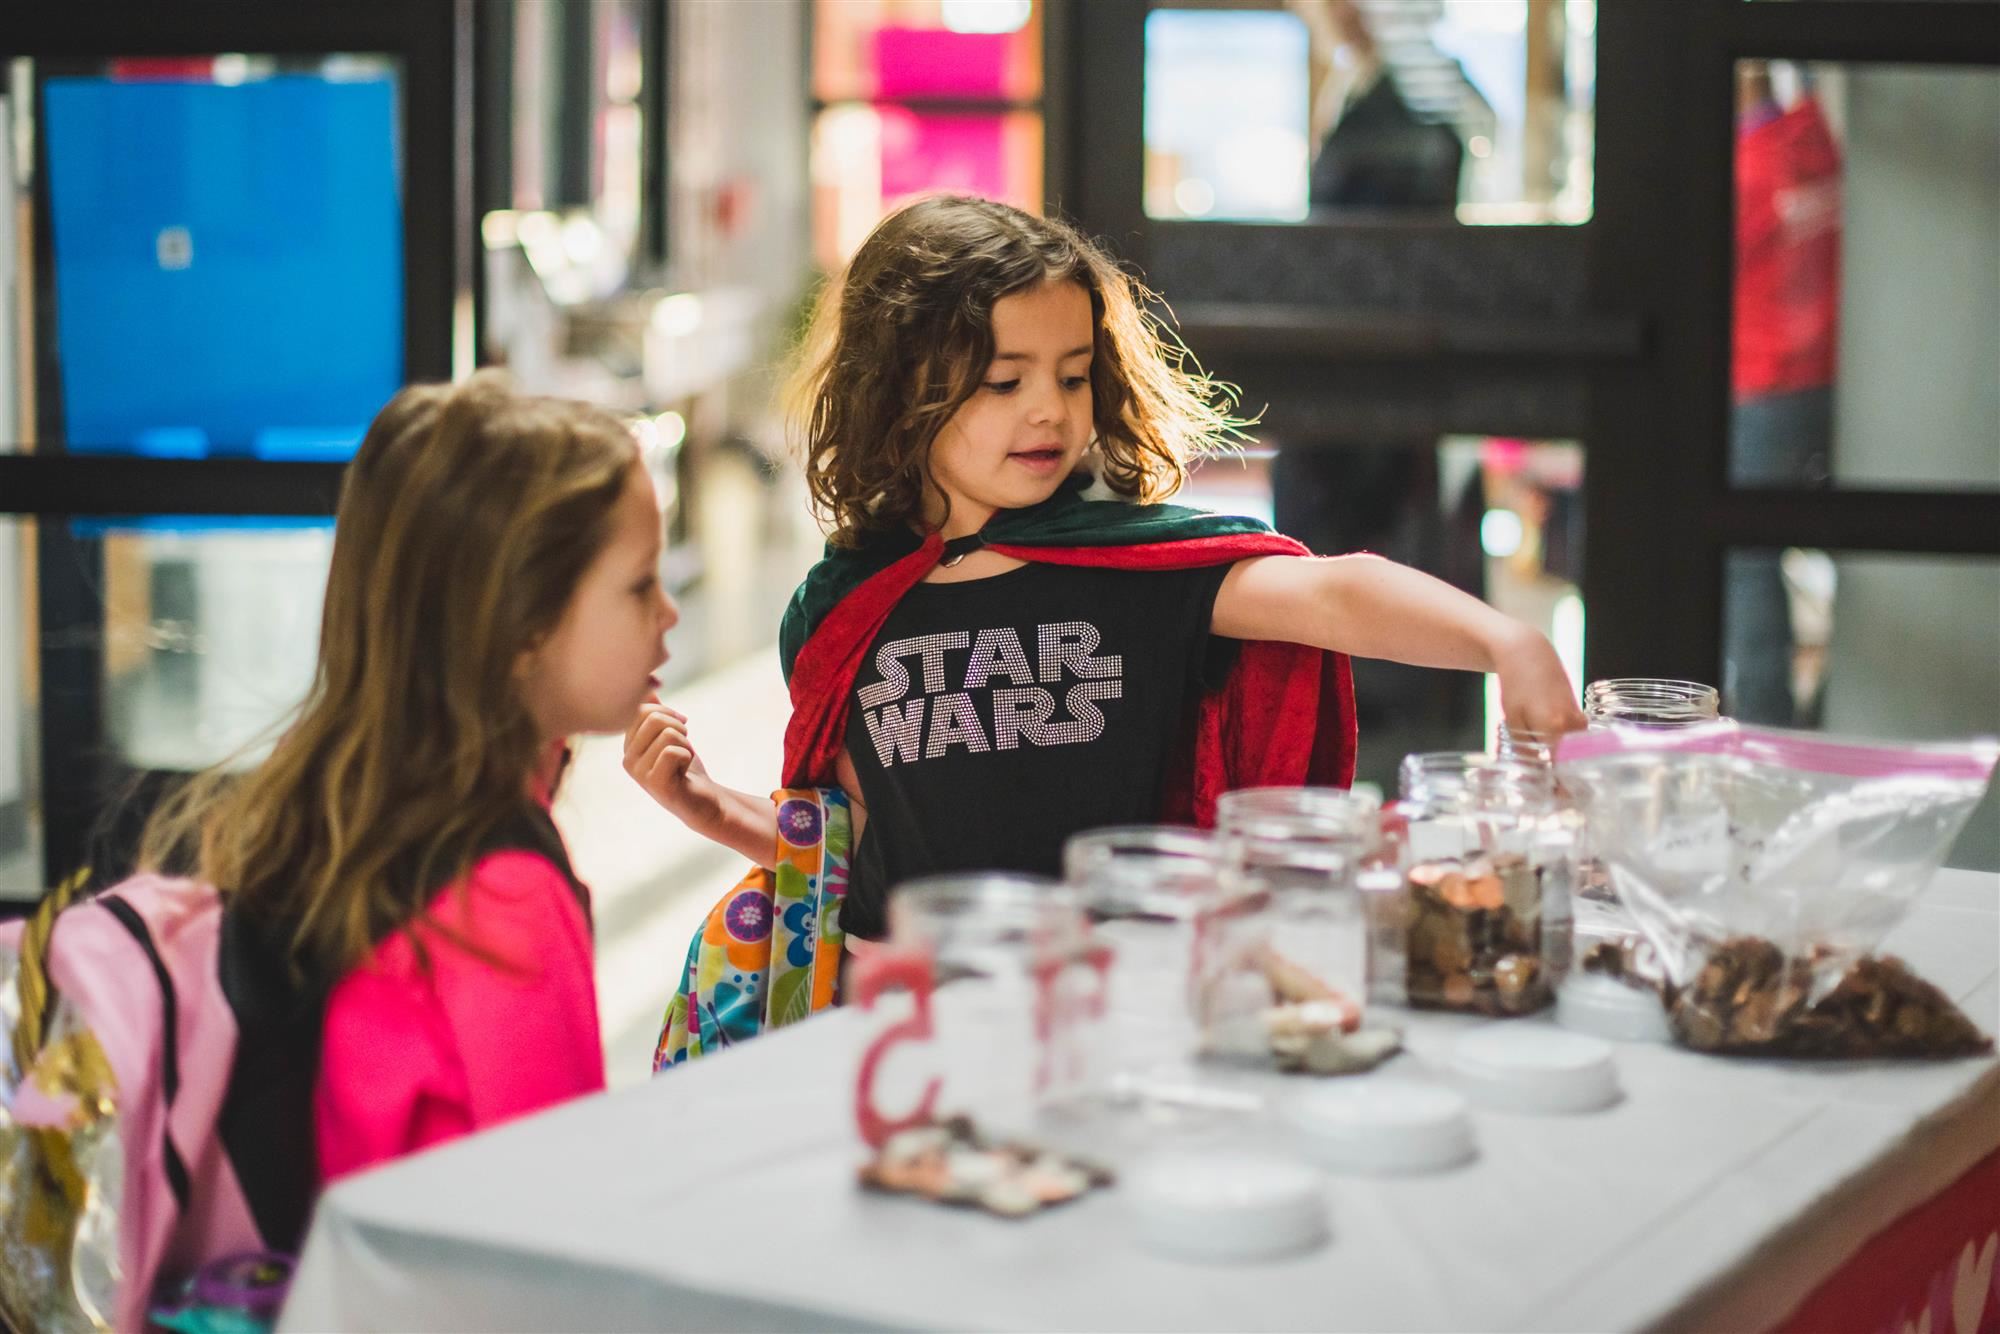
[513,638,544,686]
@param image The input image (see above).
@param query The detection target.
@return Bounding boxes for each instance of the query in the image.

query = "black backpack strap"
[97,895,193,1213]
[215,906,322,1253]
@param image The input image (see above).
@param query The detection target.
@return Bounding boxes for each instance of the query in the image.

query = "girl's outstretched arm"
[624,702,782,868]
[1213,554,1588,738]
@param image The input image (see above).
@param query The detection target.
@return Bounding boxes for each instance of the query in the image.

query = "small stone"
[1581,941,1626,979]
[1493,954,1543,1012]
[1409,910,1446,971]
[977,1176,1042,1217]
[1433,919,1474,973]
[1677,1003,1726,1051]
[1297,1025,1403,1076]
[1732,988,1781,1044]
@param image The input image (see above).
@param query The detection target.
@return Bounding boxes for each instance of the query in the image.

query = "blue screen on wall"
[44,73,403,459]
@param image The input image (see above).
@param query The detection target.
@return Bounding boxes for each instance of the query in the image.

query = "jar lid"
[1281,1080,1476,1174]
[1125,1153,1329,1263]
[1557,973,1673,1044]
[1449,1026,1621,1115]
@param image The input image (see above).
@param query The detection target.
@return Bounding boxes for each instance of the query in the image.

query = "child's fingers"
[624,711,672,766]
[632,724,688,776]
[631,721,693,785]
[640,739,695,792]
[1507,696,1587,738]
[623,707,688,765]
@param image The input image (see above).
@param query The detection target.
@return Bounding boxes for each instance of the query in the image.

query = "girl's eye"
[631,576,657,597]
[983,379,1020,394]
[1061,376,1089,390]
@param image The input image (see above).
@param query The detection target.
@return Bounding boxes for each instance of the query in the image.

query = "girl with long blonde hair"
[145,371,677,1180]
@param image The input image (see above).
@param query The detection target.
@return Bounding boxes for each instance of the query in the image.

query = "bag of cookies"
[1558,722,1997,1058]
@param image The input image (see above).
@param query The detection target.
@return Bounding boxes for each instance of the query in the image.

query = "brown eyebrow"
[990,346,1094,363]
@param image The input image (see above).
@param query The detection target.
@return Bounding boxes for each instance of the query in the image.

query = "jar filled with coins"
[1383,753,1568,1016]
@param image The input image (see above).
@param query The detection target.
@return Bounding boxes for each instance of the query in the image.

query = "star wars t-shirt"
[841,559,1234,939]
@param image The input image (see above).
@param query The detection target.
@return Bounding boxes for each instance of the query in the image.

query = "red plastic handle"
[851,946,941,1148]
[1078,941,1115,1020]
[1031,939,1116,1094]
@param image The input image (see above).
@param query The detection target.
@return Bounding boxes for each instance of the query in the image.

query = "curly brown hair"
[787,195,1251,546]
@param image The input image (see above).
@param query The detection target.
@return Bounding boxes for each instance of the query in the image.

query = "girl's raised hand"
[623,700,720,829]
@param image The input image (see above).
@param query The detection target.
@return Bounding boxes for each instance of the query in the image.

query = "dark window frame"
[1591,0,2000,682]
[0,2,467,891]
[1053,0,2000,693]
[0,0,464,502]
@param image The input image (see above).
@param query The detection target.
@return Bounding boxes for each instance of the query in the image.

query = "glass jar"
[1194,788,1378,1066]
[1570,679,1723,960]
[1063,825,1222,925]
[1388,754,1567,1016]
[1496,680,1721,972]
[1061,826,1270,1118]
[850,875,1110,1147]
[1497,679,1721,768]
[1062,826,1220,1057]
[1584,678,1721,729]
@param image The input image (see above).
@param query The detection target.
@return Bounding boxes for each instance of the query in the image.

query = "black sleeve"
[1170,561,1240,692]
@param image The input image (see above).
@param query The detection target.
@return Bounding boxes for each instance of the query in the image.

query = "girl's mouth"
[1009,447,1065,474]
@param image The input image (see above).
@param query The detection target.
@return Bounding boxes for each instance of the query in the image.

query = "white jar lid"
[1281,1080,1476,1174]
[1450,1026,1621,1115]
[1557,973,1673,1044]
[1126,1153,1329,1263]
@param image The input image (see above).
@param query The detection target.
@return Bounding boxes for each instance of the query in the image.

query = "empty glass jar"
[1584,678,1722,730]
[850,874,1109,1147]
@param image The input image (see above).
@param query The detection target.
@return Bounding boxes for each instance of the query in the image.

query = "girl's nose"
[659,587,681,633]
[1025,378,1065,426]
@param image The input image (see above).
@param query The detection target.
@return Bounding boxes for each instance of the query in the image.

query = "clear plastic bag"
[1558,722,1998,1057]
[1,955,124,1334]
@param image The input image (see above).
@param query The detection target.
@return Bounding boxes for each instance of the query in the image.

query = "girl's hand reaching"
[1489,622,1587,739]
[624,701,720,828]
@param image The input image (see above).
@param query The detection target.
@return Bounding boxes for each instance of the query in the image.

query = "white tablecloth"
[281,870,2000,1333]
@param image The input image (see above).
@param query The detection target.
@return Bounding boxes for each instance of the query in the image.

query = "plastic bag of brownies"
[1557,722,1998,1059]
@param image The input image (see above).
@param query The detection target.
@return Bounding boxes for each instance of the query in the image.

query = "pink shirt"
[315,849,604,1184]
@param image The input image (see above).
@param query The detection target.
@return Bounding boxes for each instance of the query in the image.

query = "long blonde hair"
[142,372,638,985]
[786,195,1251,546]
